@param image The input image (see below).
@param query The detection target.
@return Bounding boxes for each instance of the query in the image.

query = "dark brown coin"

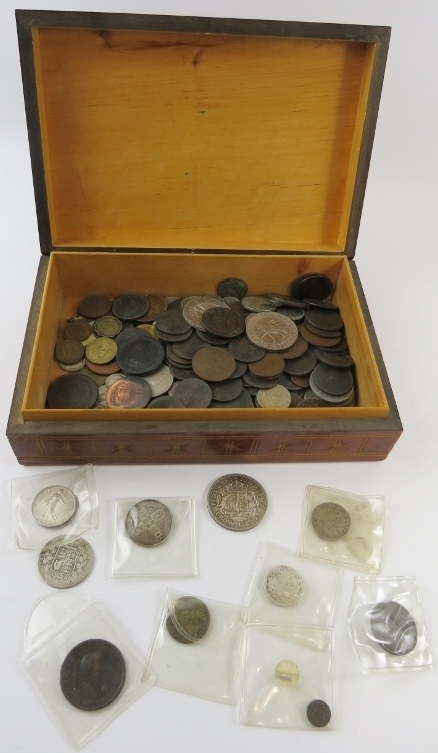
[112,294,149,320]
[311,362,354,396]
[216,277,248,299]
[106,376,151,408]
[303,298,339,310]
[228,334,265,363]
[209,378,243,402]
[283,349,317,376]
[304,321,342,339]
[210,388,254,408]
[136,295,167,322]
[267,293,308,308]
[125,499,173,546]
[47,374,98,408]
[78,295,112,319]
[277,306,305,322]
[85,358,120,375]
[309,375,355,405]
[147,395,185,408]
[305,307,344,332]
[290,374,310,388]
[115,327,153,347]
[243,371,280,389]
[63,319,92,342]
[168,364,197,380]
[166,596,211,644]
[172,331,210,359]
[166,344,192,366]
[229,360,247,378]
[307,699,332,728]
[171,378,212,407]
[202,307,245,338]
[318,336,349,353]
[156,307,192,335]
[196,329,231,345]
[249,353,285,378]
[300,323,341,348]
[281,336,308,360]
[289,392,306,406]
[116,337,165,375]
[370,601,417,656]
[192,347,236,382]
[60,639,126,711]
[314,349,354,368]
[296,397,327,407]
[55,339,85,365]
[290,273,334,300]
[155,325,193,342]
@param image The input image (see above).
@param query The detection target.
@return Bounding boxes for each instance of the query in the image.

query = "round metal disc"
[60,639,126,711]
[116,337,165,375]
[38,536,94,588]
[55,339,85,365]
[207,474,268,531]
[311,362,354,396]
[265,565,304,606]
[112,294,149,320]
[307,699,332,728]
[290,273,334,300]
[216,277,248,299]
[125,499,173,546]
[311,502,351,541]
[46,374,98,408]
[275,660,300,687]
[106,376,151,408]
[171,378,213,407]
[246,312,298,351]
[32,485,77,527]
[166,596,210,644]
[202,307,245,337]
[78,295,112,319]
[370,601,418,656]
[192,347,236,382]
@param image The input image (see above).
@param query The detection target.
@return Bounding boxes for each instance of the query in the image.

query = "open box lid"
[16,10,390,258]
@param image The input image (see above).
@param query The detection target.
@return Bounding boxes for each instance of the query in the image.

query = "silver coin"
[125,499,173,546]
[38,536,94,588]
[31,486,78,528]
[105,373,126,387]
[59,358,86,372]
[246,312,298,351]
[241,296,277,312]
[142,364,174,397]
[182,297,229,331]
[207,474,268,532]
[256,384,292,408]
[311,502,351,541]
[265,565,304,606]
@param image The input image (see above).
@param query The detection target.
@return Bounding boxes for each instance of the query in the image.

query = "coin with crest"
[38,536,94,588]
[207,474,268,531]
[125,499,173,546]
[246,312,298,351]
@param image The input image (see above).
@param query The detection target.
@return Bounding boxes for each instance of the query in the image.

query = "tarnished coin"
[136,295,167,322]
[290,273,334,301]
[265,565,304,606]
[38,536,94,588]
[314,349,354,368]
[296,397,327,407]
[143,364,174,397]
[241,296,277,313]
[290,374,310,388]
[125,499,173,546]
[243,371,280,389]
[207,474,268,532]
[209,378,242,403]
[32,485,77,527]
[305,320,341,339]
[309,374,355,405]
[147,395,185,408]
[216,277,248,299]
[47,374,98,408]
[267,293,307,308]
[303,298,339,310]
[300,323,341,348]
[94,315,122,338]
[63,319,92,342]
[305,307,344,332]
[112,293,149,320]
[106,376,151,408]
[116,337,165,375]
[192,347,236,382]
[249,353,285,378]
[256,384,292,408]
[196,329,230,345]
[85,357,120,375]
[311,502,351,541]
[283,349,317,376]
[59,358,86,373]
[228,334,265,363]
[275,660,300,687]
[173,331,210,359]
[183,297,229,331]
[229,360,247,379]
[246,312,298,351]
[307,699,332,728]
[311,362,354,396]
[171,378,212,407]
[156,307,193,335]
[166,596,211,644]
[78,367,107,387]
[60,639,126,711]
[281,335,308,360]
[116,327,153,346]
[55,339,85,365]
[277,306,305,322]
[202,307,245,338]
[370,601,417,656]
[210,388,254,408]
[168,364,197,380]
[78,295,112,319]
[85,337,117,365]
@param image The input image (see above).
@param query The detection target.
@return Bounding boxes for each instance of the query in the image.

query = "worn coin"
[136,323,159,339]
[155,306,193,334]
[228,334,265,363]
[209,378,242,402]
[55,339,85,365]
[216,277,248,299]
[370,601,417,656]
[60,638,126,711]
[305,307,344,332]
[275,660,300,687]
[243,371,280,389]
[209,388,254,408]
[249,353,285,378]
[290,374,310,388]
[311,362,354,396]
[143,364,174,397]
[59,358,86,373]
[246,312,298,351]
[314,349,354,368]
[112,293,149,321]
[173,331,210,359]
[303,298,339,310]
[307,699,332,728]
[192,347,236,382]
[183,297,229,331]
[166,344,192,366]
[277,306,306,322]
[296,397,327,407]
[265,565,304,606]
[64,319,93,342]
[290,273,334,300]
[202,307,245,338]
[319,336,349,353]
[117,337,165,374]
[309,377,355,405]
[32,485,77,527]
[147,395,185,407]
[85,357,120,375]
[78,295,112,319]
[241,295,277,313]
[166,596,211,644]
[136,295,167,322]
[78,366,107,387]
[207,474,268,531]
[85,337,117,365]
[106,376,151,408]
[94,315,122,338]
[196,329,230,345]
[256,384,292,408]
[125,499,173,546]
[171,378,213,407]
[267,293,307,308]
[229,360,247,379]
[283,349,317,376]
[281,336,308,360]
[115,327,152,346]
[300,323,341,348]
[153,326,193,343]
[168,364,197,380]
[47,374,98,408]
[305,320,341,339]
[38,536,94,588]
[311,502,351,541]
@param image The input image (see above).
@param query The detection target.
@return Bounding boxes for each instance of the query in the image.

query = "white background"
[1,0,437,751]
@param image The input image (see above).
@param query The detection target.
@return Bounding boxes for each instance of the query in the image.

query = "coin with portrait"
[60,639,126,711]
[106,376,151,408]
[32,485,77,527]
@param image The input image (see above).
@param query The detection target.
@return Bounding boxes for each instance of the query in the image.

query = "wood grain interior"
[32,27,373,252]
[21,251,388,421]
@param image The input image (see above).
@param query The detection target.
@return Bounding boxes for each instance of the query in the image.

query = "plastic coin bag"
[111,497,196,577]
[146,589,245,703]
[349,576,433,672]
[239,624,335,730]
[12,464,98,550]
[23,592,155,748]
[299,485,384,573]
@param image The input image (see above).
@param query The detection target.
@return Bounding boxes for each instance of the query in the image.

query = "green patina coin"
[311,502,350,541]
[166,596,210,644]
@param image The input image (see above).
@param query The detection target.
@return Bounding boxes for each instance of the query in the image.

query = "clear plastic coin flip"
[349,576,433,672]
[111,496,196,577]
[12,464,98,550]
[299,485,384,573]
[146,589,245,704]
[239,624,335,730]
[23,592,154,748]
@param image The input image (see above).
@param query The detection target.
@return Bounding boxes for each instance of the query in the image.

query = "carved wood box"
[7,10,402,464]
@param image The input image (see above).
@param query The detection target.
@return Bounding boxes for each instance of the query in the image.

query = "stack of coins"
[47,274,356,409]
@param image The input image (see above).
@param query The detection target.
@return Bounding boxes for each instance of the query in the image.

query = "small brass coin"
[311,502,351,541]
[370,601,417,656]
[125,499,173,546]
[60,639,126,711]
[63,319,92,342]
[86,337,117,364]
[55,339,85,365]
[307,699,332,728]
[275,660,300,687]
[78,295,112,319]
[78,366,107,387]
[265,565,304,606]
[94,315,122,337]
[166,596,211,644]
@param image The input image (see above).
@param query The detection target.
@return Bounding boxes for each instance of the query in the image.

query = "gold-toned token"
[275,660,300,687]
[94,316,122,338]
[137,323,159,339]
[85,337,117,364]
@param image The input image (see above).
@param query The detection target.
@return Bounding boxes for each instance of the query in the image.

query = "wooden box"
[7,9,402,465]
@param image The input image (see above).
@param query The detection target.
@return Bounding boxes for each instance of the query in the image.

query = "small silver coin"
[265,565,304,606]
[59,358,86,373]
[311,502,351,541]
[31,486,77,528]
[207,474,268,532]
[125,499,173,546]
[38,536,94,589]
[370,601,418,656]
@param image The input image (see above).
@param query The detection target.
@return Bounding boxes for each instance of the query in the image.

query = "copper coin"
[46,374,98,408]
[147,395,185,408]
[318,336,349,353]
[229,360,247,378]
[94,315,122,337]
[85,358,120,375]
[249,353,285,378]
[296,397,327,407]
[300,323,341,348]
[155,307,193,334]
[116,337,165,375]
[55,339,85,365]
[228,335,265,363]
[106,376,151,408]
[192,347,236,381]
[281,335,308,360]
[182,297,229,331]
[166,344,192,366]
[305,307,343,332]
[290,374,310,388]
[210,388,254,408]
[171,378,212,407]
[202,307,245,338]
[216,277,248,299]
[209,378,243,402]
[168,364,197,380]
[63,319,92,342]
[243,371,280,389]
[304,320,342,339]
[172,331,210,359]
[115,327,153,346]
[246,312,298,351]
[283,349,317,376]
[307,699,332,728]
[311,362,354,396]
[136,295,168,322]
[78,295,112,319]
[290,273,333,300]
[112,294,149,320]
[314,349,354,368]
[60,639,126,711]
[308,375,355,405]
[196,329,230,345]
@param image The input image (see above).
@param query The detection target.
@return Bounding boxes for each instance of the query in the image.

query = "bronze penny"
[112,294,149,321]
[168,364,197,380]
[171,378,213,407]
[106,376,151,408]
[246,312,298,351]
[46,374,98,408]
[85,358,121,375]
[172,331,210,359]
[60,638,126,711]
[318,336,349,352]
[209,378,243,402]
[283,349,317,376]
[137,295,168,322]
[166,344,192,366]
[192,347,236,382]
[243,371,280,389]
[77,295,112,319]
[147,395,185,408]
[116,327,153,346]
[229,360,247,379]
[300,323,341,348]
[311,362,354,396]
[305,307,344,332]
[55,339,85,365]
[63,319,92,342]
[290,273,333,300]
[228,335,265,363]
[290,374,310,388]
[249,353,285,378]
[304,320,342,339]
[210,388,254,408]
[216,277,248,299]
[281,335,308,360]
[86,337,117,364]
[155,324,192,341]
[202,307,245,338]
[94,315,122,338]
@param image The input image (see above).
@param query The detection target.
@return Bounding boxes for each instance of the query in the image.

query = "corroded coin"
[246,312,298,351]
[32,485,77,527]
[85,337,117,365]
[172,331,210,359]
[47,374,98,408]
[275,660,300,687]
[370,601,418,656]
[156,307,193,335]
[112,293,149,320]
[207,474,268,531]
[137,295,167,322]
[166,596,210,644]
[38,536,94,588]
[182,297,229,331]
[311,362,354,396]
[125,499,173,546]
[192,347,236,382]
[290,273,334,301]
[209,388,254,408]
[216,277,248,299]
[63,319,92,342]
[265,565,304,606]
[171,378,212,407]
[209,378,242,403]
[283,349,317,376]
[55,339,85,365]
[307,699,332,728]
[202,307,245,338]
[78,295,112,319]
[116,337,165,375]
[60,639,126,711]
[256,384,292,408]
[311,502,351,541]
[281,336,308,360]
[106,376,151,408]
[94,315,122,338]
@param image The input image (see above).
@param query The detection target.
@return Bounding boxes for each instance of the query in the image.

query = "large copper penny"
[300,323,341,348]
[46,374,98,408]
[156,307,192,335]
[78,295,112,319]
[249,353,285,378]
[63,319,93,342]
[202,307,245,337]
[246,312,298,351]
[192,347,236,382]
[137,295,168,322]
[106,376,151,408]
[60,639,126,711]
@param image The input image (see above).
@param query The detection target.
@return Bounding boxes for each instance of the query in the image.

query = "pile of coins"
[46,273,356,409]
